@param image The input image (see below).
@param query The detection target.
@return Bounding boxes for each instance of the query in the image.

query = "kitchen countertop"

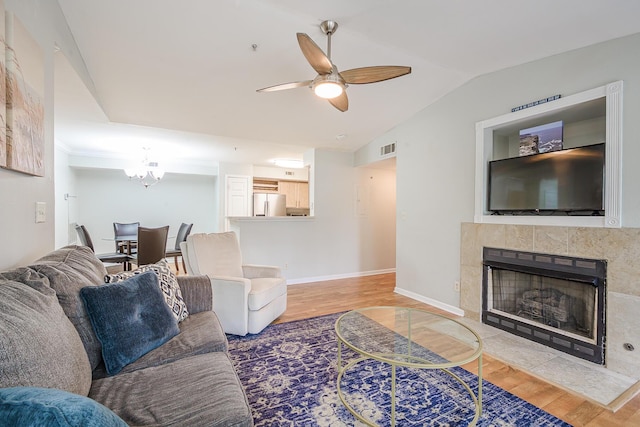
[227,216,315,222]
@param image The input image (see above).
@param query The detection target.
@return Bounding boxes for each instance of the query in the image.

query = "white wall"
[71,168,218,254]
[53,145,76,248]
[0,0,82,269]
[363,33,640,311]
[230,149,396,282]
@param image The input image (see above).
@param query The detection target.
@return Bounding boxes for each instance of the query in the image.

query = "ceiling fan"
[256,20,411,112]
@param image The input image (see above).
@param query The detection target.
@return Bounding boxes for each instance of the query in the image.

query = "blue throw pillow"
[0,387,127,426]
[80,271,180,375]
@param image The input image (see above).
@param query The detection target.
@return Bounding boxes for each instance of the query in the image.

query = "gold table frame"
[335,306,483,426]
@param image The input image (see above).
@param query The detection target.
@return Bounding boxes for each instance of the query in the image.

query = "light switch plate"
[35,202,46,223]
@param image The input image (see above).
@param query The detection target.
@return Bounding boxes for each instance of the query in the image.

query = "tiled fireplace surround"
[460,223,640,380]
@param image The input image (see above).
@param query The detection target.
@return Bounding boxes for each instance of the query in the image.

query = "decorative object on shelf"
[3,11,45,176]
[124,148,165,188]
[256,20,411,112]
[518,120,563,156]
[511,94,561,113]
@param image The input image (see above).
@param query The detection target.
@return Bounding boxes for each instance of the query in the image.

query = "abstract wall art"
[0,0,6,168]
[4,11,44,176]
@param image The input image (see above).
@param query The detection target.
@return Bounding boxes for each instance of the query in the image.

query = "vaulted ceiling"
[54,0,640,167]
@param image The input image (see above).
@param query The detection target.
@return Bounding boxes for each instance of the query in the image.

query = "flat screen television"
[488,143,605,214]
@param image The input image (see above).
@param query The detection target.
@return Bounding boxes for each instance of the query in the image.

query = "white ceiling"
[54,0,640,168]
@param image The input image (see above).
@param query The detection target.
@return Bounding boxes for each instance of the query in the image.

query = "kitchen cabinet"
[279,181,309,209]
[253,178,279,193]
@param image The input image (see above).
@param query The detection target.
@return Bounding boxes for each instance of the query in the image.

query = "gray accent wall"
[361,33,640,310]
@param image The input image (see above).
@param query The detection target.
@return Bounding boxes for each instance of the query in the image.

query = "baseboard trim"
[394,286,465,317]
[286,268,396,285]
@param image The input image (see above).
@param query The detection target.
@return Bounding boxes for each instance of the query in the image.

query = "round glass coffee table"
[335,306,483,426]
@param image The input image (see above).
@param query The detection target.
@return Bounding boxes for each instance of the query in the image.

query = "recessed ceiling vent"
[380,142,396,157]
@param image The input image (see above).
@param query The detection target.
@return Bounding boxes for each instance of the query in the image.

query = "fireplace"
[482,247,606,364]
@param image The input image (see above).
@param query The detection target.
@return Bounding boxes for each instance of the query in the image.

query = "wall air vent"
[380,142,396,157]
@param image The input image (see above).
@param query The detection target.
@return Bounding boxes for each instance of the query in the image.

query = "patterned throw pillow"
[105,260,189,322]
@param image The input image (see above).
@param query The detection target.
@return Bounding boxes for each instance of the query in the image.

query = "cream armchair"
[180,231,287,336]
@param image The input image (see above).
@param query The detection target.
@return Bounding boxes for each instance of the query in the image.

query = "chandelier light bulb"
[123,149,165,188]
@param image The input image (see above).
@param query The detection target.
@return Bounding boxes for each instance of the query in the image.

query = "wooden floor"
[276,273,640,427]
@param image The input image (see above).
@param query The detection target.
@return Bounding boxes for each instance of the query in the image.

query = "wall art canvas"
[5,12,44,176]
[519,120,564,156]
[0,0,6,168]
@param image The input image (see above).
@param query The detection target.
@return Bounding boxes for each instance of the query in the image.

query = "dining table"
[103,234,176,255]
[114,235,138,255]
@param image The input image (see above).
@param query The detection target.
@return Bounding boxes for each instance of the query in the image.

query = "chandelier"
[124,149,165,188]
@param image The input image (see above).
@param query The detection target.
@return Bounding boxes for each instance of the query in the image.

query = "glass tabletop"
[335,306,482,368]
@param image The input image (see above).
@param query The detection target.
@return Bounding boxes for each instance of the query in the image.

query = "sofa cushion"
[248,277,287,311]
[0,266,51,290]
[28,245,108,371]
[92,310,229,379]
[81,271,180,376]
[90,352,253,427]
[105,259,189,322]
[0,277,92,396]
[0,387,127,427]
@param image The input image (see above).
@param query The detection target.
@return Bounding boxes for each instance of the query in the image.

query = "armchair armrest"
[210,275,252,336]
[242,264,282,279]
[180,241,197,275]
[177,275,213,314]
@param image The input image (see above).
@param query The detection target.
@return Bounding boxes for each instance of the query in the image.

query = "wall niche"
[474,81,622,228]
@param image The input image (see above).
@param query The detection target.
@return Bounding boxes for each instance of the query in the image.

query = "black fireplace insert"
[482,247,606,364]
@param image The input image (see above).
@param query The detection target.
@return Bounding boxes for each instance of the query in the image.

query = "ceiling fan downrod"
[320,20,338,61]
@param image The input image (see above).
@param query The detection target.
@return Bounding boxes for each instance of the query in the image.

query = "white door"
[226,175,251,217]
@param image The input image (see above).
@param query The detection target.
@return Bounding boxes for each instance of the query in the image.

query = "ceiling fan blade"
[328,92,348,112]
[340,66,411,84]
[297,33,332,75]
[256,80,312,93]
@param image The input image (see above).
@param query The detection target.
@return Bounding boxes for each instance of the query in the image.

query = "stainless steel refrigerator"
[253,193,286,216]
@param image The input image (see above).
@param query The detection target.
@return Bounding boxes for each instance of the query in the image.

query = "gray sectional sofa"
[0,245,253,426]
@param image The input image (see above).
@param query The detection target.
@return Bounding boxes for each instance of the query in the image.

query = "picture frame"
[519,120,564,156]
[0,0,6,168]
[4,12,44,176]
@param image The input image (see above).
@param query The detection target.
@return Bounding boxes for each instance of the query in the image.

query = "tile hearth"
[458,317,640,410]
[460,222,640,411]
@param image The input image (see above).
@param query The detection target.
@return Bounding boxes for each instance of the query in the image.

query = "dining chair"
[113,222,140,254]
[133,226,170,267]
[165,223,193,273]
[75,224,133,271]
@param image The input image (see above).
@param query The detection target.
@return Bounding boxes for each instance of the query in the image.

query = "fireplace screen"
[482,247,606,364]
[488,268,596,342]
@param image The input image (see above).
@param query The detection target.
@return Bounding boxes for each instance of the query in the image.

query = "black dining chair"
[165,223,193,273]
[75,224,133,271]
[133,226,170,267]
[113,222,140,254]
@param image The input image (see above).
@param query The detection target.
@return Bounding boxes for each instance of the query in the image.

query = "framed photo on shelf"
[519,120,563,156]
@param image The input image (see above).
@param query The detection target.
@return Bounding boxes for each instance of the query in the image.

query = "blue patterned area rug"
[227,312,571,426]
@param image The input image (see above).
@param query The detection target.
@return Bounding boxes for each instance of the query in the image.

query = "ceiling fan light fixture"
[314,81,343,99]
[257,20,410,111]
